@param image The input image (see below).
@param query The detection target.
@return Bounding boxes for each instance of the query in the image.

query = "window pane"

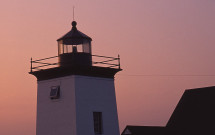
[50,86,60,99]
[83,41,91,53]
[93,112,103,134]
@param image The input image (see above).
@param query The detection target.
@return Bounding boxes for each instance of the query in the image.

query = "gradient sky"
[0,0,215,135]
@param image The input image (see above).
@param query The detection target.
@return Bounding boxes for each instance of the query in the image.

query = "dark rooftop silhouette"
[166,86,215,134]
[122,126,166,135]
[122,86,215,135]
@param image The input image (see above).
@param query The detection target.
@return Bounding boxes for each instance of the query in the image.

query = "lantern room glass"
[58,39,91,55]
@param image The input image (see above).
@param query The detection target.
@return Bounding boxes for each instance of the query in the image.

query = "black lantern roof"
[57,21,92,45]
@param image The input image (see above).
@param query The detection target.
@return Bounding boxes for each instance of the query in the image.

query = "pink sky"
[0,0,215,135]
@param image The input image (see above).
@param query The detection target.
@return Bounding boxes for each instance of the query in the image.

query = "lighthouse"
[30,21,122,135]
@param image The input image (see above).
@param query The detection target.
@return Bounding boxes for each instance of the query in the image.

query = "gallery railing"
[30,54,120,72]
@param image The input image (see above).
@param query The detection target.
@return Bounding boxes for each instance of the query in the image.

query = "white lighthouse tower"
[30,21,122,135]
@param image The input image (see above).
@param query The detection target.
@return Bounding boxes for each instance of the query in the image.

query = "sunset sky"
[0,0,215,135]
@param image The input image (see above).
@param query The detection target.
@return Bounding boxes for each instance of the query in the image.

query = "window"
[50,86,60,99]
[93,112,103,134]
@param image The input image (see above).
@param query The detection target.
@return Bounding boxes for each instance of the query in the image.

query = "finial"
[72,21,77,27]
[71,21,77,30]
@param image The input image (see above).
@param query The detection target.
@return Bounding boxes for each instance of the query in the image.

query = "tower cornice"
[30,66,122,81]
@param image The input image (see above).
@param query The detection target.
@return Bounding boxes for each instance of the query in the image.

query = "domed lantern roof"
[57,21,92,45]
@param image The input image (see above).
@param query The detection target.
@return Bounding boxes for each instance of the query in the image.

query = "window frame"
[93,112,103,134]
[50,86,60,99]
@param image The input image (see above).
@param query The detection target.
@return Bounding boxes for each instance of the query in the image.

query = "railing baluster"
[31,57,33,72]
[118,54,121,69]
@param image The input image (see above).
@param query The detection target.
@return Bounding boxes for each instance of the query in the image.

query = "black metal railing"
[30,54,120,72]
[91,54,120,68]
[30,56,58,72]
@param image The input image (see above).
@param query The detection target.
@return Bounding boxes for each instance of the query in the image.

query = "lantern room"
[30,21,121,74]
[57,21,92,67]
